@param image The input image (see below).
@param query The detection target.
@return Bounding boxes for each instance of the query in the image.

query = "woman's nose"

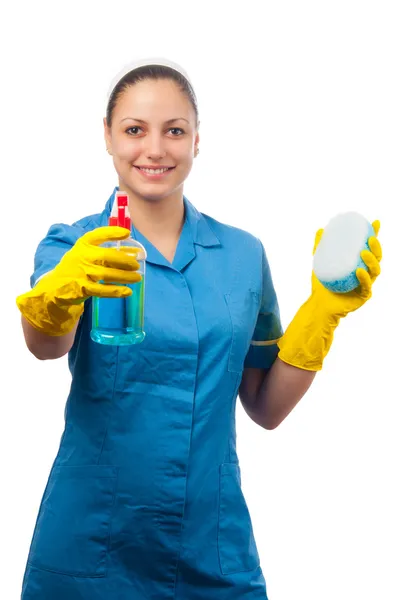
[144,134,166,159]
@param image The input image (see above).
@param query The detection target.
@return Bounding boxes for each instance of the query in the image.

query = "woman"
[16,58,382,599]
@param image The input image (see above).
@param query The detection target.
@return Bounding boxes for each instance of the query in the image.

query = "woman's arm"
[240,221,381,430]
[239,359,316,429]
[21,316,79,360]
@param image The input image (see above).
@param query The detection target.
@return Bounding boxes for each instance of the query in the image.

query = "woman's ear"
[103,117,112,155]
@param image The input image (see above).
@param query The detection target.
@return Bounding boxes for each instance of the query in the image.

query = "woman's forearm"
[21,316,78,360]
[242,358,316,429]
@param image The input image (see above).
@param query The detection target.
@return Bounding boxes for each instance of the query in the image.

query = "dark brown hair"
[106,64,199,128]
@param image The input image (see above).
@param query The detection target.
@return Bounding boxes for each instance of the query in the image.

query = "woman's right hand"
[16,226,142,336]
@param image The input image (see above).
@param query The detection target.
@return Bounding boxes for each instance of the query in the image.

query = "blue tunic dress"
[22,188,283,599]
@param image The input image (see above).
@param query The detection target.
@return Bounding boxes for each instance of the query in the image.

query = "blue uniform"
[22,188,283,599]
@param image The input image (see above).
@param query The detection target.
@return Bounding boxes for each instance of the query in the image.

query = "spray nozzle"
[109,192,131,229]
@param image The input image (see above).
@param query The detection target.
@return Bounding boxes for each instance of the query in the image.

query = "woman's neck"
[118,186,185,242]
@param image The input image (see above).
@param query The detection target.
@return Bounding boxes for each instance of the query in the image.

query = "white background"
[1,1,397,598]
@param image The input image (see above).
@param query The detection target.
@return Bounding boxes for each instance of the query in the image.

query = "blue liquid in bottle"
[91,281,145,345]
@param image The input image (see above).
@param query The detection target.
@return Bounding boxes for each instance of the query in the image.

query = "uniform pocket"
[217,463,260,575]
[27,465,117,578]
[224,290,260,373]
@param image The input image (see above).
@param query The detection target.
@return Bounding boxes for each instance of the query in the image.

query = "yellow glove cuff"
[277,297,341,371]
[16,285,84,337]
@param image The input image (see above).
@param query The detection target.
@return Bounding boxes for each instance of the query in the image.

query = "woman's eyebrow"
[120,117,190,124]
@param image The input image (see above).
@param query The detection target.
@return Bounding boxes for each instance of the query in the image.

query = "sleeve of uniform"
[30,222,82,288]
[244,241,284,369]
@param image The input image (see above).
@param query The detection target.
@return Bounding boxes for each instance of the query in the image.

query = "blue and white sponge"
[313,212,375,293]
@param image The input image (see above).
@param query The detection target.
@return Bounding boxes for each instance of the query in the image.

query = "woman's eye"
[126,126,142,135]
[169,128,184,136]
[126,126,184,136]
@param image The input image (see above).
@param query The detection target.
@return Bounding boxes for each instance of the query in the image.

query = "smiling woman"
[16,56,382,600]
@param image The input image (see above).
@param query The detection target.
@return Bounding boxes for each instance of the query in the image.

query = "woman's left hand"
[278,220,382,371]
[311,220,382,318]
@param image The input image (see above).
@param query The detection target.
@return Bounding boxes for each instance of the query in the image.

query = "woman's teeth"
[139,167,171,174]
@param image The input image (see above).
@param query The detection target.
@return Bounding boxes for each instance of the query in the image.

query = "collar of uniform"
[103,187,220,270]
[185,197,220,248]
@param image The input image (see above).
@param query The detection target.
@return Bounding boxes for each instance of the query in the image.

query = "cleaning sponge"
[313,212,375,293]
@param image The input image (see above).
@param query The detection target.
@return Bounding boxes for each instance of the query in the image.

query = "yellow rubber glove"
[16,226,142,337]
[277,220,382,371]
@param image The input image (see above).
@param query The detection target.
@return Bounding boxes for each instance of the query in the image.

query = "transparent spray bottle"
[90,192,147,346]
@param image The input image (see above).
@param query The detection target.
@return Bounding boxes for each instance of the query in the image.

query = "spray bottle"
[90,192,147,345]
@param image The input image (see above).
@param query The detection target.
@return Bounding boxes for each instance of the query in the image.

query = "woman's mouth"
[134,166,175,179]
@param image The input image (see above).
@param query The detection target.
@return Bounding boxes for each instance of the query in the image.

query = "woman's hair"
[106,64,199,128]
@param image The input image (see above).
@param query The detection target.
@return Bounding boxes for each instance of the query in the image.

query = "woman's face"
[104,78,199,202]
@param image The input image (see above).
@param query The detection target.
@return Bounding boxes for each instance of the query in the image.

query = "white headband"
[106,57,194,107]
